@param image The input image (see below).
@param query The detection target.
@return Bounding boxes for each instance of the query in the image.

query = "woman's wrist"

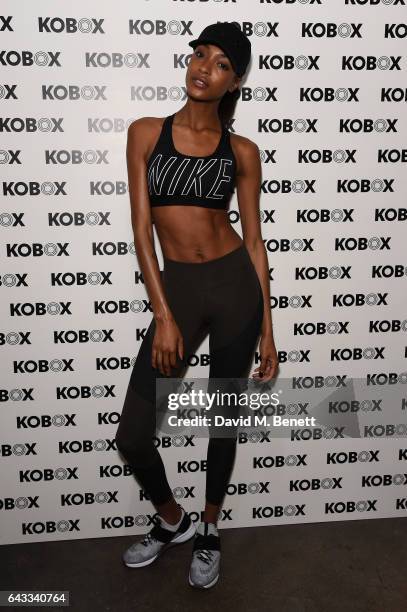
[260,326,274,340]
[154,309,174,324]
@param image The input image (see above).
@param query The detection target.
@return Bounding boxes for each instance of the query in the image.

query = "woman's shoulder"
[127,116,168,159]
[128,115,167,135]
[229,131,260,172]
[230,130,259,151]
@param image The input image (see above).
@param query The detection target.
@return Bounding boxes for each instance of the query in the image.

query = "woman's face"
[186,43,240,100]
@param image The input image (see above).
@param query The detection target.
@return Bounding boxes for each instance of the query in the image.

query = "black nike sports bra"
[146,113,237,210]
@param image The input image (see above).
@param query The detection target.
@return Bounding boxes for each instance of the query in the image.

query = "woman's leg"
[188,245,264,590]
[203,247,264,523]
[115,266,209,521]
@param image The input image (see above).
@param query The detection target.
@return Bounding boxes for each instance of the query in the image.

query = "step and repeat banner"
[1,1,406,545]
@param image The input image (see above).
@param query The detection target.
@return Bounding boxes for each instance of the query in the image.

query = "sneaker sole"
[123,520,196,568]
[188,572,219,589]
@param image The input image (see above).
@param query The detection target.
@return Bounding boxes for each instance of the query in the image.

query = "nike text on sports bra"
[146,113,237,210]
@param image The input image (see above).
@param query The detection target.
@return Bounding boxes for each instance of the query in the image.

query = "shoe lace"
[196,549,214,564]
[140,532,157,547]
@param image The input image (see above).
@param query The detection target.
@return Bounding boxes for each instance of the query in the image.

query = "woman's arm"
[234,136,273,338]
[126,118,184,374]
[233,135,278,380]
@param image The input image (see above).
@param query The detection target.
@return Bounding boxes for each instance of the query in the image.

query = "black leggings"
[115,243,264,507]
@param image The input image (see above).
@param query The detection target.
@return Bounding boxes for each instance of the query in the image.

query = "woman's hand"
[152,318,184,376]
[252,334,279,383]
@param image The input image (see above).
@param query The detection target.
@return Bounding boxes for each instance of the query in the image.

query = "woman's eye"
[193,50,228,70]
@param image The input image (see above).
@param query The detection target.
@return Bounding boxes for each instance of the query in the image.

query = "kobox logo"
[38,17,105,34]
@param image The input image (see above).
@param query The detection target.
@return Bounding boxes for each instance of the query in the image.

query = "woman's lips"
[192,77,208,89]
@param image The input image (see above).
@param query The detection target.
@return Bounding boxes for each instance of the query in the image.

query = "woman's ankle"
[158,502,183,525]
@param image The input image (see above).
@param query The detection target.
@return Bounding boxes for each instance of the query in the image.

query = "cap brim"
[188,38,219,49]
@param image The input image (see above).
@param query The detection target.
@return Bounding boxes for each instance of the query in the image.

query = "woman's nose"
[198,58,211,74]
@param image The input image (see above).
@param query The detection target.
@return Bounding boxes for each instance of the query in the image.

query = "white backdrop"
[1,0,406,545]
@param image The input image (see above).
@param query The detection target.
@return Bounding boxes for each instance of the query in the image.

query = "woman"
[115,22,278,589]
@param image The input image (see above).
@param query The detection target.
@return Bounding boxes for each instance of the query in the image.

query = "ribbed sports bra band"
[146,114,237,210]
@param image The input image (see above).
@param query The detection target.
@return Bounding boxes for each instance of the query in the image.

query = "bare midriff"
[151,205,243,263]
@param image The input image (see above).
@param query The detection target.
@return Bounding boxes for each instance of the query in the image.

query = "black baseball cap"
[188,22,251,77]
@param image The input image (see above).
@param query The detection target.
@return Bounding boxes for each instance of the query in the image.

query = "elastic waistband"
[163,243,249,272]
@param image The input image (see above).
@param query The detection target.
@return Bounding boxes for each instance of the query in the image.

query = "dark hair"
[218,88,240,130]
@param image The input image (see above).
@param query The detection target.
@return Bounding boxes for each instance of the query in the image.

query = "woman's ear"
[229,77,241,94]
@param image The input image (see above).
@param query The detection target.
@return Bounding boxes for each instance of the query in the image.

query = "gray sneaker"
[188,521,221,589]
[123,506,195,568]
